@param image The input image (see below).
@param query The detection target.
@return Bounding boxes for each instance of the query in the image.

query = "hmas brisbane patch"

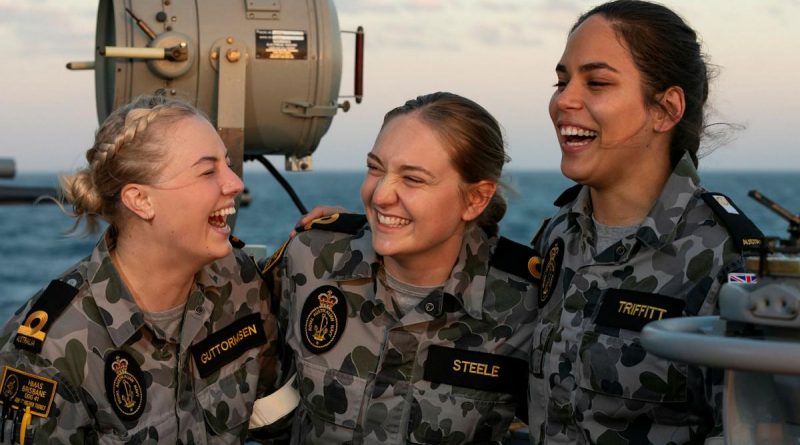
[104,350,146,423]
[539,239,564,308]
[300,285,347,354]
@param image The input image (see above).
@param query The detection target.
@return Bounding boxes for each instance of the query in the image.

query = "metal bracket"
[214,37,248,228]
[285,155,313,172]
[245,0,281,20]
[281,100,338,118]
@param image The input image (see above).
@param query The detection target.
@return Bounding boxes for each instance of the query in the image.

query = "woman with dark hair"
[528,1,762,443]
[273,92,539,444]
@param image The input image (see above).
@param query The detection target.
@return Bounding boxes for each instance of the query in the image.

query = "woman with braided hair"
[0,95,279,444]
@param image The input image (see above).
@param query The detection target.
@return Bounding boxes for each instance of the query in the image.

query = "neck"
[383,257,453,287]
[382,230,465,286]
[590,155,672,226]
[111,233,198,312]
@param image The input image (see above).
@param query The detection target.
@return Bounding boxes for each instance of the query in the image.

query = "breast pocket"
[194,356,260,437]
[407,383,517,445]
[578,330,687,404]
[579,288,688,404]
[409,345,525,444]
[296,359,368,432]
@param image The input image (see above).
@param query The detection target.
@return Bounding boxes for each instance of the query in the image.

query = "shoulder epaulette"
[260,239,290,276]
[14,280,79,353]
[701,192,765,252]
[229,235,246,249]
[554,184,583,206]
[489,237,542,282]
[294,213,368,235]
[531,217,551,249]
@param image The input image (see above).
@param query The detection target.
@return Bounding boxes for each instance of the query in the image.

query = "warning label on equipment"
[256,30,307,60]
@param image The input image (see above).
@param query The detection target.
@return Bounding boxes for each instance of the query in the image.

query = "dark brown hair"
[382,92,509,236]
[573,0,709,166]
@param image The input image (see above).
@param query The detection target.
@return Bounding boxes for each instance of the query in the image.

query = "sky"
[1,0,799,174]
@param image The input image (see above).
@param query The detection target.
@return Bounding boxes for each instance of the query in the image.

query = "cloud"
[0,1,94,58]
[470,21,543,47]
[368,21,461,50]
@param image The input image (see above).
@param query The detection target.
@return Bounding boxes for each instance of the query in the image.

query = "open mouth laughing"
[208,206,236,229]
[560,125,598,147]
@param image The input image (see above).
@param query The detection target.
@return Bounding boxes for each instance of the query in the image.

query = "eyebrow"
[555,62,619,74]
[192,156,218,166]
[366,153,434,177]
[192,151,230,167]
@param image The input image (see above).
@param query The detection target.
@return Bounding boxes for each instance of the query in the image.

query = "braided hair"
[60,95,202,240]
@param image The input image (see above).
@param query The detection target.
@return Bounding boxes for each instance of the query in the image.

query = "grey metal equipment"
[641,192,800,445]
[0,158,14,179]
[0,158,60,204]
[66,0,365,218]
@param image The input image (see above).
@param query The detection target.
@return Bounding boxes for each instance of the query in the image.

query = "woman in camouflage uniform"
[0,95,279,444]
[528,1,762,444]
[278,92,540,444]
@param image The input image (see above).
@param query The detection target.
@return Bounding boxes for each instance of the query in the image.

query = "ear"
[653,86,685,133]
[120,184,154,221]
[461,180,497,222]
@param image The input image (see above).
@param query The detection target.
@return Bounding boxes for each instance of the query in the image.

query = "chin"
[371,234,400,258]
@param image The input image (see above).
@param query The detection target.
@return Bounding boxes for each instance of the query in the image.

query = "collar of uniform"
[86,233,148,348]
[633,151,701,251]
[439,224,491,320]
[325,224,489,320]
[565,185,597,248]
[195,250,238,289]
[564,152,700,254]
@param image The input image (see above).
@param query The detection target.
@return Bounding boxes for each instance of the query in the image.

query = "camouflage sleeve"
[0,309,94,444]
[239,249,280,400]
[276,249,295,385]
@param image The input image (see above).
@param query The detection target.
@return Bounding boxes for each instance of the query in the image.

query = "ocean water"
[1,170,799,324]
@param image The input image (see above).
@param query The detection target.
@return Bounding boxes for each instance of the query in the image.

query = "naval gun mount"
[642,191,800,444]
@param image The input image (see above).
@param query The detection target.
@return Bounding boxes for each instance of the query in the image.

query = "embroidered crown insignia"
[317,291,338,309]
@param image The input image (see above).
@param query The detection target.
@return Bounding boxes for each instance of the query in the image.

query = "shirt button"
[615,245,626,256]
[424,302,435,313]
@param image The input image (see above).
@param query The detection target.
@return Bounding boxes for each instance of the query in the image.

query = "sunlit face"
[360,114,472,275]
[549,15,662,189]
[146,116,243,265]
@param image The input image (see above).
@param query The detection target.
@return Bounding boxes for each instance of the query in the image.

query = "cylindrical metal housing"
[94,0,342,159]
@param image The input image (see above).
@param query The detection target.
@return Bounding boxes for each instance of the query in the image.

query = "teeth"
[560,126,597,137]
[208,207,235,228]
[377,213,410,226]
[210,207,236,217]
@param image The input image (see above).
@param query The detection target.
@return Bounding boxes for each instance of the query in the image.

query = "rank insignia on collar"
[104,351,146,423]
[539,239,564,308]
[300,285,347,354]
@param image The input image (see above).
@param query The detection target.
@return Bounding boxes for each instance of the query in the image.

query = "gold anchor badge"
[111,356,143,416]
[541,243,559,301]
[304,290,340,350]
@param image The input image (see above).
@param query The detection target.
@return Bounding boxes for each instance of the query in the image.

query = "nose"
[371,175,397,207]
[221,165,244,196]
[554,81,582,111]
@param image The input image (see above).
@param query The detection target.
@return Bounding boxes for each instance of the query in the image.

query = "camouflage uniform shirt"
[0,234,279,444]
[528,153,749,444]
[282,221,538,444]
